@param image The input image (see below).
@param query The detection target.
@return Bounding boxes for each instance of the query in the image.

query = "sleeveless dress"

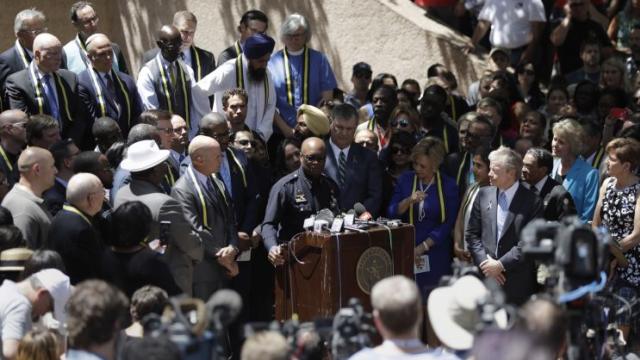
[601,179,640,287]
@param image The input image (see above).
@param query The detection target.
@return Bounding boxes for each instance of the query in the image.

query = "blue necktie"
[42,74,60,121]
[338,151,347,187]
[219,154,233,197]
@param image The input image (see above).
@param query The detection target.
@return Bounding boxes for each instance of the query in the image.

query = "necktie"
[104,73,116,98]
[496,192,508,244]
[338,151,347,187]
[211,175,228,205]
[530,185,539,196]
[42,74,60,121]
[219,154,233,197]
[168,62,176,88]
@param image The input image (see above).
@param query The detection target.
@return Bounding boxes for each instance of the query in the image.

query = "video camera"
[521,216,609,293]
[244,298,375,360]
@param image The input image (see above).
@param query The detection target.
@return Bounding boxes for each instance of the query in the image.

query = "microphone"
[206,289,243,334]
[314,208,335,233]
[354,202,372,221]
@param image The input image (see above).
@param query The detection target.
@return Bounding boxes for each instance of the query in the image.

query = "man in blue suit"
[78,33,142,140]
[324,103,382,217]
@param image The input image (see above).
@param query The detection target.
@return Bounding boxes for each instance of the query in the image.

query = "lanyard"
[234,41,242,56]
[591,146,605,168]
[409,171,446,224]
[187,167,209,228]
[443,126,449,153]
[191,46,202,81]
[0,146,13,172]
[74,35,92,69]
[455,152,469,186]
[62,204,92,226]
[227,150,247,187]
[282,46,309,106]
[156,56,190,129]
[235,55,270,107]
[29,63,72,121]
[88,68,132,127]
[15,40,30,69]
[164,163,176,186]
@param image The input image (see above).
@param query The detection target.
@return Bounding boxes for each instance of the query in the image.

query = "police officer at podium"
[261,136,340,266]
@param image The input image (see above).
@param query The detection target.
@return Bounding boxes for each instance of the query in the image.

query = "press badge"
[414,255,430,274]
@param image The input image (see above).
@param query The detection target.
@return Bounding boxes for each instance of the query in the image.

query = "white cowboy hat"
[120,140,170,172]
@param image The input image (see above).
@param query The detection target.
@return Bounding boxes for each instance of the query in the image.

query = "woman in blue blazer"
[551,119,599,223]
[388,137,459,301]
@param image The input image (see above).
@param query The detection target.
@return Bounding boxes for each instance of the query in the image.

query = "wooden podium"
[275,224,415,321]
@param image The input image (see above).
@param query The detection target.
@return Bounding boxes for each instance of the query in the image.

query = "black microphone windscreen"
[354,203,366,216]
[316,208,335,223]
[206,289,243,328]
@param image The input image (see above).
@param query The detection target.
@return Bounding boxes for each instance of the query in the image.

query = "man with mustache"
[193,33,276,142]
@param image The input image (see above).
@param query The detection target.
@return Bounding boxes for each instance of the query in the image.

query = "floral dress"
[601,179,640,287]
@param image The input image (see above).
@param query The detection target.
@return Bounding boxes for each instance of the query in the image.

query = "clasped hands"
[216,245,239,277]
[480,255,505,285]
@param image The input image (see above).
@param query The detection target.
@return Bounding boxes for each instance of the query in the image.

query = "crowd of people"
[0,0,639,359]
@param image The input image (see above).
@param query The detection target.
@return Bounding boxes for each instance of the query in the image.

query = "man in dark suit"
[217,10,269,65]
[0,110,28,186]
[325,103,382,217]
[142,11,215,83]
[172,135,239,300]
[138,25,200,138]
[47,173,105,284]
[78,33,142,140]
[62,1,129,75]
[114,139,203,295]
[522,148,576,221]
[443,114,495,200]
[5,33,87,148]
[0,9,48,111]
[43,139,80,216]
[466,146,542,305]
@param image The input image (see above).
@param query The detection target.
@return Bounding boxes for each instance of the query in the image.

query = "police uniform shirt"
[261,167,339,250]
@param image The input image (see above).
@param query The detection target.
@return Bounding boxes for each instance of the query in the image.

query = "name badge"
[295,191,307,204]
[414,255,430,274]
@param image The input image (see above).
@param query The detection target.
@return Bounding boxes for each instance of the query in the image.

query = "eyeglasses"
[156,126,174,134]
[211,130,231,139]
[356,140,379,150]
[20,27,47,36]
[302,154,324,163]
[391,146,410,155]
[235,139,256,147]
[391,118,411,128]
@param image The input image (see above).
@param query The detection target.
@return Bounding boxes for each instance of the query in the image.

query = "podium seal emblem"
[356,246,393,294]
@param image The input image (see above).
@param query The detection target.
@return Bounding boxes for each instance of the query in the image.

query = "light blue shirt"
[496,181,518,243]
[218,152,232,196]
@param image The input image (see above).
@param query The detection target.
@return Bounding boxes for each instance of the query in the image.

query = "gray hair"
[552,119,585,156]
[371,275,421,336]
[280,13,311,42]
[14,8,46,35]
[489,146,523,179]
[66,173,102,206]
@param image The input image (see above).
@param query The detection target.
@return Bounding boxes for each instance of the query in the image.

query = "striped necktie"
[338,151,347,187]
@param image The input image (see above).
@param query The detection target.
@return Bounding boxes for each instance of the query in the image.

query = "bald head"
[189,135,221,176]
[17,146,56,194]
[85,33,109,52]
[157,25,181,62]
[33,33,62,73]
[0,110,28,144]
[301,137,325,154]
[200,112,227,129]
[33,33,61,52]
[66,173,104,215]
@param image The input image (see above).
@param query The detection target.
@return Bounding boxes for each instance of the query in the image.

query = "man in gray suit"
[465,146,542,305]
[171,135,239,300]
[114,139,203,295]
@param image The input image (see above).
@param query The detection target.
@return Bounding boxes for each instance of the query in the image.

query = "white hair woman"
[550,119,599,222]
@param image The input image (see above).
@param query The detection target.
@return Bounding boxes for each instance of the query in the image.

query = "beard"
[248,66,266,82]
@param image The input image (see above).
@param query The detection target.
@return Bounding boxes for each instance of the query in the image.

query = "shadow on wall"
[216,0,343,84]
[116,0,188,72]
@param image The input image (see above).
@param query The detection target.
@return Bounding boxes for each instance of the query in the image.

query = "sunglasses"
[391,118,411,128]
[391,146,410,155]
[302,154,324,162]
[235,139,256,147]
[356,140,378,148]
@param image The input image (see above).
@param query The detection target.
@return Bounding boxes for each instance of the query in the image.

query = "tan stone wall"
[1,0,486,95]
